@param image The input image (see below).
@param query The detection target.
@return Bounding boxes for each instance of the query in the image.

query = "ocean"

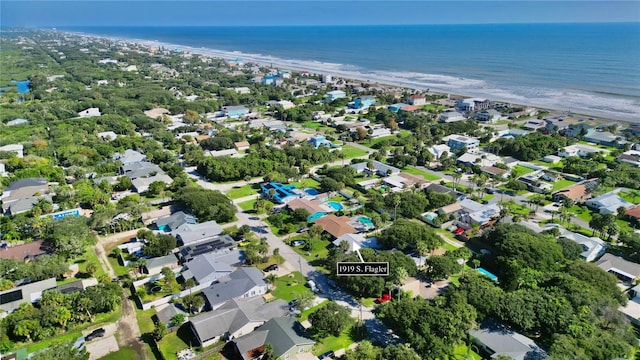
[67,23,640,121]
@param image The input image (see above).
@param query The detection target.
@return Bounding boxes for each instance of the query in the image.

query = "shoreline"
[66,30,638,124]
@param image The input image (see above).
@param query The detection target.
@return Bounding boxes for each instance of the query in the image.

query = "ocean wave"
[76,31,640,122]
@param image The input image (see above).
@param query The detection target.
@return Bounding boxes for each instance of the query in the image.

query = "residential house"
[596,253,640,283]
[121,161,164,180]
[202,267,269,310]
[144,254,180,275]
[457,152,500,167]
[475,109,502,123]
[354,95,376,109]
[114,149,147,165]
[178,237,237,262]
[308,135,334,149]
[57,278,99,295]
[382,172,428,191]
[584,131,626,148]
[558,144,608,158]
[97,131,118,141]
[585,191,634,215]
[509,107,538,119]
[313,215,357,238]
[522,119,546,131]
[0,144,24,158]
[223,105,250,118]
[480,166,510,179]
[428,144,451,160]
[181,252,236,286]
[1,178,49,215]
[458,199,500,226]
[619,283,640,325]
[333,233,367,252]
[470,321,547,360]
[517,172,553,193]
[498,129,529,139]
[190,297,289,347]
[406,94,426,106]
[544,115,578,132]
[208,149,243,158]
[276,100,295,110]
[626,206,640,222]
[445,135,480,153]
[350,160,400,177]
[155,303,188,328]
[438,111,466,123]
[357,178,381,190]
[388,103,410,112]
[234,141,251,151]
[458,98,490,112]
[233,87,251,95]
[552,179,597,203]
[618,150,640,167]
[326,90,346,101]
[399,105,420,113]
[232,317,315,360]
[542,155,562,164]
[0,278,57,315]
[563,123,594,138]
[6,118,29,126]
[172,220,224,246]
[624,123,640,135]
[260,182,301,204]
[369,127,393,138]
[0,240,50,261]
[422,202,463,227]
[131,174,173,193]
[144,107,170,119]
[425,183,464,201]
[156,211,197,232]
[287,198,333,217]
[77,107,101,118]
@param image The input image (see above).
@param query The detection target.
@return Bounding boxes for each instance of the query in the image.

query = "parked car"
[292,240,306,247]
[318,350,335,359]
[377,293,392,304]
[264,264,278,272]
[85,328,105,341]
[307,280,319,293]
[297,227,309,233]
[288,299,298,307]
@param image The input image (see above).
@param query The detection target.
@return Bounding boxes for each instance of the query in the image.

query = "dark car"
[85,328,106,341]
[318,350,335,359]
[264,264,278,272]
[288,299,298,307]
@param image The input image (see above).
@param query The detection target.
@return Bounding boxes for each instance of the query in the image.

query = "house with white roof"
[114,149,146,165]
[540,224,606,262]
[131,174,173,193]
[619,283,640,326]
[428,144,451,159]
[182,252,235,286]
[77,107,101,118]
[445,134,480,153]
[0,144,24,158]
[596,253,640,283]
[470,321,547,360]
[438,111,466,123]
[475,109,502,123]
[458,98,490,112]
[350,160,400,177]
[585,191,634,215]
[333,233,368,252]
[97,131,118,141]
[458,199,500,226]
[558,144,610,158]
[457,152,500,167]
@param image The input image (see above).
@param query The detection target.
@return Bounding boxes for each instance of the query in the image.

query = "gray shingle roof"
[121,161,164,180]
[202,267,267,308]
[6,178,47,191]
[470,321,547,360]
[172,221,223,246]
[156,211,197,231]
[234,317,315,360]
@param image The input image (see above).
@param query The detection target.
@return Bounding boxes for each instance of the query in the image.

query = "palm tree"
[451,172,462,192]
[392,194,401,220]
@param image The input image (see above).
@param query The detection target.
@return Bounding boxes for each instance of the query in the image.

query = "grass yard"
[404,166,441,181]
[620,190,640,205]
[271,271,314,303]
[226,184,259,199]
[551,178,577,191]
[513,164,536,176]
[289,178,321,189]
[312,324,365,356]
[365,136,396,148]
[290,236,332,265]
[104,241,133,277]
[569,205,593,222]
[451,344,482,360]
[157,327,201,360]
[238,198,257,212]
[135,308,157,334]
[340,145,368,158]
[302,120,323,129]
[99,347,138,360]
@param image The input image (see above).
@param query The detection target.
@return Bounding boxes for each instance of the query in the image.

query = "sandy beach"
[70,31,639,124]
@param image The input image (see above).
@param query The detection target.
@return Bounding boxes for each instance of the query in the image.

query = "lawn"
[157,327,203,360]
[104,241,132,277]
[289,178,321,189]
[302,120,323,129]
[135,307,157,334]
[226,184,259,199]
[290,236,332,265]
[450,344,482,360]
[404,166,441,181]
[620,190,640,205]
[70,247,106,279]
[340,145,368,159]
[312,324,364,356]
[513,164,536,176]
[238,198,257,212]
[99,347,138,360]
[551,178,577,191]
[569,205,593,222]
[271,271,314,303]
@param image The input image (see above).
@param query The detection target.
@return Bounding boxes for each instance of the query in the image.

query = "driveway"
[87,335,119,360]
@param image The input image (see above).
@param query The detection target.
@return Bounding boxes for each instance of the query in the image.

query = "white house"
[97,131,118,141]
[77,107,101,118]
[438,111,466,123]
[131,174,173,193]
[541,224,606,262]
[558,144,609,158]
[428,144,451,159]
[0,144,24,158]
[475,109,502,123]
[585,191,634,215]
[407,94,426,106]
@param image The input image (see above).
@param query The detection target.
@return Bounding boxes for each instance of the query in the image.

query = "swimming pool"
[304,188,320,196]
[308,212,326,222]
[477,267,498,281]
[357,216,375,228]
[327,201,344,211]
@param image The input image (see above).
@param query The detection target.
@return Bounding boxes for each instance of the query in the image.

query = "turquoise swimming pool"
[327,201,344,211]
[357,216,375,228]
[308,212,326,222]
[477,267,498,281]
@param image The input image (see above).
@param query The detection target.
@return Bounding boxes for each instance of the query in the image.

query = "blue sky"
[1,1,639,27]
